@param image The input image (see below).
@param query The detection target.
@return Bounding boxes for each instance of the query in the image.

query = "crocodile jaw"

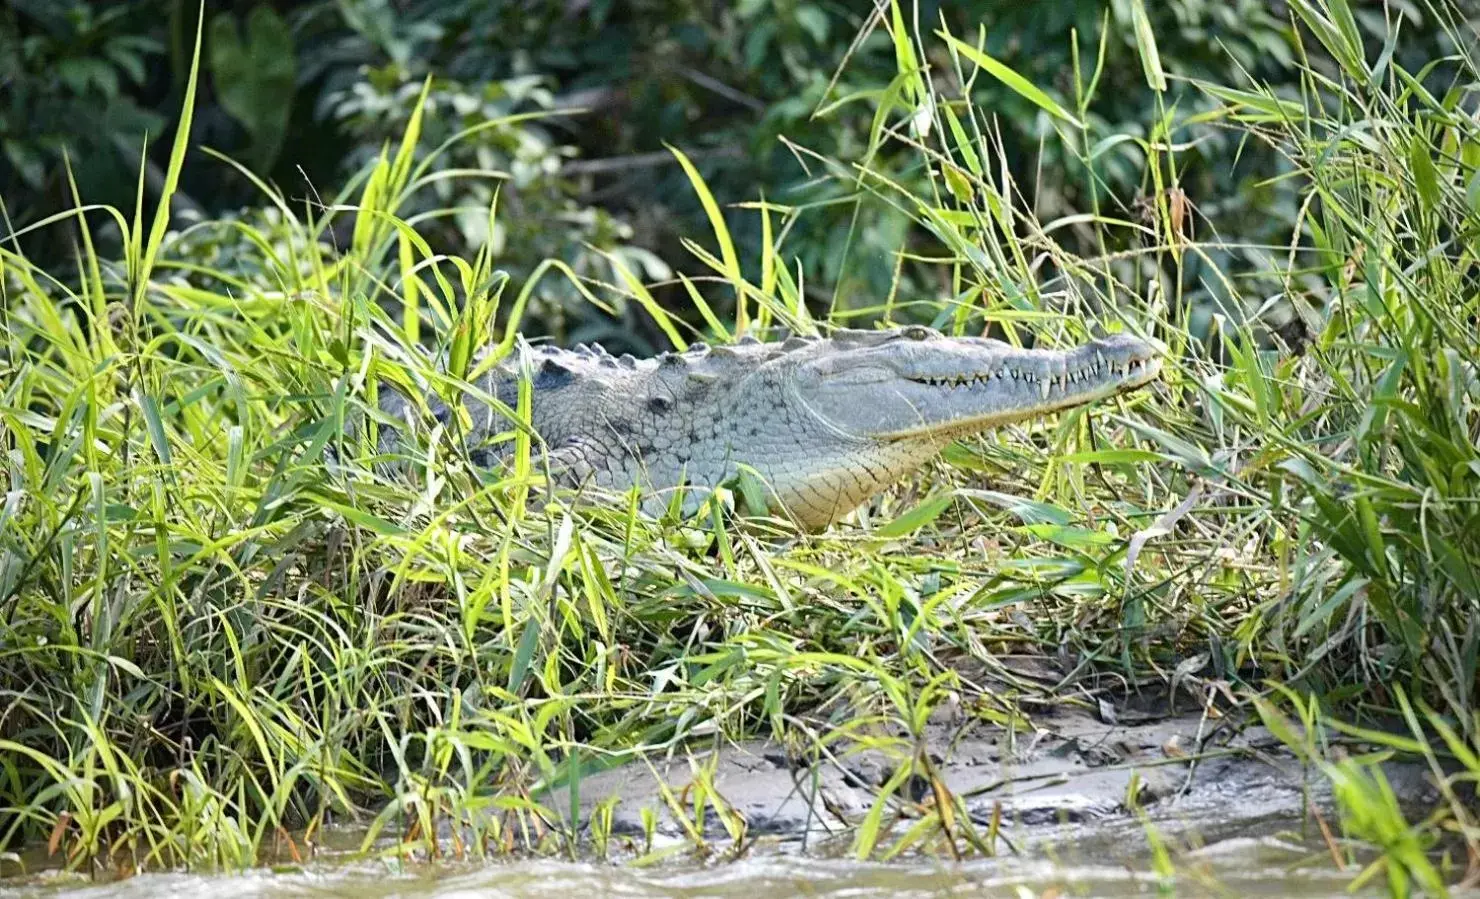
[795,332,1162,443]
[757,332,1161,526]
[884,342,1161,439]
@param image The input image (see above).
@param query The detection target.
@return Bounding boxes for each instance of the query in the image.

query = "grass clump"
[0,0,1478,891]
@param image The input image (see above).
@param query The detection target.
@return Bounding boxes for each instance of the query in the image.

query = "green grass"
[1,0,1478,892]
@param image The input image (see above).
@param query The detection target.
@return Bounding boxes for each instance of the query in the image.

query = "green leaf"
[306,495,408,537]
[207,5,295,170]
[609,253,687,350]
[1197,84,1306,122]
[731,465,773,518]
[1324,0,1366,72]
[1354,493,1389,581]
[107,655,148,680]
[943,104,982,175]
[351,152,389,261]
[1118,418,1218,475]
[666,144,744,330]
[1409,133,1440,213]
[208,675,281,790]
[941,163,974,204]
[877,491,955,537]
[508,615,541,694]
[137,392,172,467]
[938,31,1083,128]
[852,761,912,860]
[887,0,925,105]
[133,0,203,311]
[1128,0,1167,92]
[1288,0,1367,82]
[960,490,1072,526]
[1059,448,1161,465]
[1023,523,1115,549]
[677,272,729,341]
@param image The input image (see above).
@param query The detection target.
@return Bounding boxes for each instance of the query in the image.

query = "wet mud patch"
[547,692,1441,856]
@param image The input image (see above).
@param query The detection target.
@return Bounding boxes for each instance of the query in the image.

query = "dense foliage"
[1,0,1478,891]
[4,0,1454,345]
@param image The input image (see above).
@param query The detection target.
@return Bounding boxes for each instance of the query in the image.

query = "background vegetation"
[2,0,1479,893]
[5,0,1453,347]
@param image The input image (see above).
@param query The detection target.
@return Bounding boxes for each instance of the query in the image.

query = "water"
[0,855,1361,899]
[0,829,1434,898]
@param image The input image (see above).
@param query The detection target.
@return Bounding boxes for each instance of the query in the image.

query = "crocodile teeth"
[1040,379,1051,400]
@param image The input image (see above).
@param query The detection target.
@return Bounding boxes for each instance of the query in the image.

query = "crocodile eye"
[901,325,934,341]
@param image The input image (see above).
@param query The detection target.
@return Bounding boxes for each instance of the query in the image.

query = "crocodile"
[373,325,1163,528]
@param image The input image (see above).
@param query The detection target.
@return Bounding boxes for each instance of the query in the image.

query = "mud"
[546,693,1440,852]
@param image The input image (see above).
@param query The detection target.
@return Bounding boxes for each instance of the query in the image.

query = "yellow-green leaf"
[1128,0,1167,92]
[938,31,1083,128]
[666,144,744,330]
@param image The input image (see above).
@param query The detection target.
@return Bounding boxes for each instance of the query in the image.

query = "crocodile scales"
[374,325,1163,528]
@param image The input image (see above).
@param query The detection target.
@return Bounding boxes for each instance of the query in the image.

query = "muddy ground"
[545,688,1440,855]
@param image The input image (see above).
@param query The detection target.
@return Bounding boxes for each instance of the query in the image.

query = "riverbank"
[3,688,1454,897]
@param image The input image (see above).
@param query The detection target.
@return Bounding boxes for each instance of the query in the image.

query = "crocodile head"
[787,326,1162,442]
[742,325,1162,525]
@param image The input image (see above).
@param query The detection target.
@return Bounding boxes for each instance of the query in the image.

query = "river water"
[0,828,1441,898]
